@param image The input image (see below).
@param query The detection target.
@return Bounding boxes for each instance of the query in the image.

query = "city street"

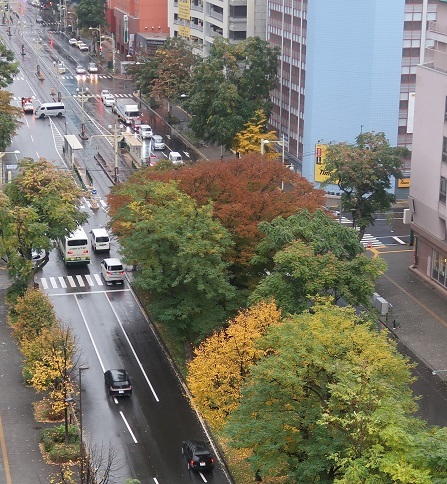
[0,10,231,484]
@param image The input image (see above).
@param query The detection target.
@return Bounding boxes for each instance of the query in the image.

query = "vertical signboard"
[178,0,191,20]
[314,143,332,183]
[123,14,128,44]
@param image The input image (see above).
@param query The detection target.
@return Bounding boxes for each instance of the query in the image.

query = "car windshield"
[110,265,123,271]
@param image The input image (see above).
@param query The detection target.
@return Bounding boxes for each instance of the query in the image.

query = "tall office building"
[409,0,447,294]
[267,0,437,197]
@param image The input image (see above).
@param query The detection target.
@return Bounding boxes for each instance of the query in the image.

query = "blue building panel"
[302,0,405,184]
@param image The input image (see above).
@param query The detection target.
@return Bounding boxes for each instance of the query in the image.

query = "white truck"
[113,98,140,125]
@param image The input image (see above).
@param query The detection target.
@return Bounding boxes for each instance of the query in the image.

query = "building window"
[440,176,447,203]
[443,137,447,163]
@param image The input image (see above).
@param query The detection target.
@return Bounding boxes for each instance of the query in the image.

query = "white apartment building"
[169,0,266,55]
[410,0,447,293]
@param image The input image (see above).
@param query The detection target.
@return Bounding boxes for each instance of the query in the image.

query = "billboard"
[178,0,191,20]
[314,143,332,183]
[178,25,190,38]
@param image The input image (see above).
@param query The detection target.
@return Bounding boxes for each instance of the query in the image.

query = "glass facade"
[432,250,447,288]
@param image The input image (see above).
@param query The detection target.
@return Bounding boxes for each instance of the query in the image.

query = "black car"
[104,369,132,397]
[182,440,214,471]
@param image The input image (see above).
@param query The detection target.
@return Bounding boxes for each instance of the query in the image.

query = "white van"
[169,151,183,164]
[35,102,65,118]
[90,228,110,252]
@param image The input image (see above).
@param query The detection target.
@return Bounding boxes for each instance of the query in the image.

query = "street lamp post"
[0,150,20,187]
[78,366,89,484]
[76,77,89,140]
[260,135,287,165]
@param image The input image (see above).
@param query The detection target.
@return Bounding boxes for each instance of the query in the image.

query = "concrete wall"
[411,64,447,241]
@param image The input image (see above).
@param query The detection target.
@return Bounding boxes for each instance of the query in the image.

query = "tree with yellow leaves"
[232,109,278,155]
[187,301,282,430]
[8,288,56,342]
[22,325,77,419]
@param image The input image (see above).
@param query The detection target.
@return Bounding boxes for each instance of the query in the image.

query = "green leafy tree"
[323,131,410,239]
[226,302,447,482]
[0,43,20,87]
[149,38,198,111]
[0,158,88,282]
[108,180,236,343]
[0,90,23,150]
[184,37,280,148]
[76,0,107,30]
[249,209,386,312]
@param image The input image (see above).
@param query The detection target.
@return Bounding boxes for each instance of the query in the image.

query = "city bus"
[58,226,90,265]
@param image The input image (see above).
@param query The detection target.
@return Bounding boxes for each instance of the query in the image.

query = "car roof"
[107,369,129,381]
[152,134,163,139]
[187,440,210,453]
[140,124,151,129]
[102,257,121,265]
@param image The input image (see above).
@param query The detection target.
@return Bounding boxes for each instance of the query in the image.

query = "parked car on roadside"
[68,38,77,46]
[78,43,89,52]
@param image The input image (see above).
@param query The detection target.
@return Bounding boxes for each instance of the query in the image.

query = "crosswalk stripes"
[40,273,106,290]
[338,216,385,248]
[360,234,385,248]
[49,118,64,153]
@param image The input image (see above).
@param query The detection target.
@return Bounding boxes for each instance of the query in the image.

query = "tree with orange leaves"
[109,155,325,290]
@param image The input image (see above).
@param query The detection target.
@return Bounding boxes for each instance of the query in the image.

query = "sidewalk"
[374,246,447,375]
[0,263,54,483]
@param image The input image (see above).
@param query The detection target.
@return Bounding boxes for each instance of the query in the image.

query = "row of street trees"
[107,153,390,347]
[127,37,280,151]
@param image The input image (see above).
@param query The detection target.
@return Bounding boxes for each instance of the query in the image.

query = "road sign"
[91,189,97,195]
[124,15,128,44]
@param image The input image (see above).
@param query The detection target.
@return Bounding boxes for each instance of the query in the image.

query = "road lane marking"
[393,236,406,245]
[58,276,67,288]
[74,295,105,369]
[67,275,76,287]
[76,275,85,287]
[40,277,49,289]
[119,411,138,443]
[85,274,94,286]
[49,276,57,288]
[0,415,12,484]
[94,273,103,285]
[105,292,160,402]
[199,471,208,482]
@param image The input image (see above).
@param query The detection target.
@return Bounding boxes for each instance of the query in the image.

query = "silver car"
[100,258,125,284]
[152,134,165,150]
